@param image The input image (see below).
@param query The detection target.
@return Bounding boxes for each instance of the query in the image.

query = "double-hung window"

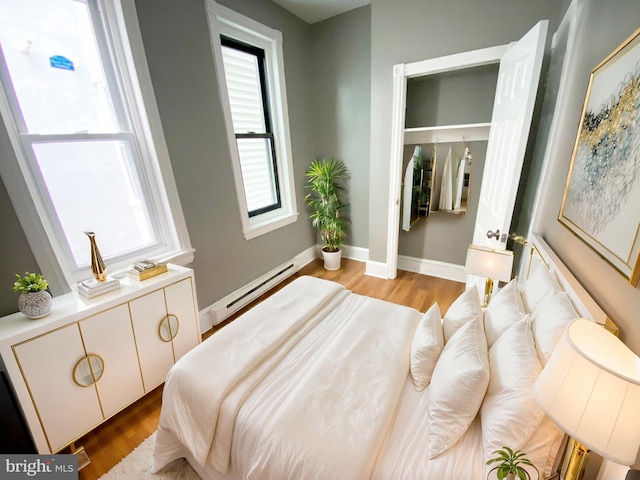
[0,0,192,292]
[220,36,280,216]
[206,1,297,239]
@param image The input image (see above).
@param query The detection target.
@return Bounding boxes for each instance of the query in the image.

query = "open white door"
[473,20,548,249]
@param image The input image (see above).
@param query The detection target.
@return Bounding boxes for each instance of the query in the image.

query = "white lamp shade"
[534,318,640,465]
[464,245,513,282]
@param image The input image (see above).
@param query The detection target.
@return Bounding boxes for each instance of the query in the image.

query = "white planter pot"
[18,291,52,319]
[321,248,342,271]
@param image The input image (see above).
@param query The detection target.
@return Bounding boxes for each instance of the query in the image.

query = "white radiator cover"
[210,261,296,325]
[201,247,318,330]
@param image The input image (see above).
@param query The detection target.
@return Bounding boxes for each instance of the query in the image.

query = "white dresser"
[0,265,200,454]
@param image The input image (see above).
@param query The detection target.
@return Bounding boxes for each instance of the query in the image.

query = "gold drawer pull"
[73,354,104,387]
[158,314,179,342]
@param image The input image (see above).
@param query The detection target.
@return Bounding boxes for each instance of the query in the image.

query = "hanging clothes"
[453,156,465,211]
[439,146,453,211]
[441,147,471,212]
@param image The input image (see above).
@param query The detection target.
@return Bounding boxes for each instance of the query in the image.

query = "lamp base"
[482,277,494,307]
[563,439,589,480]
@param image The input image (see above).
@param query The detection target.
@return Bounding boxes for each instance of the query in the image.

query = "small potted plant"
[486,447,539,480]
[304,157,350,270]
[13,272,52,319]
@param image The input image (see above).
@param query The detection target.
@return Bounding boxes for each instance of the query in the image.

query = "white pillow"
[531,291,578,365]
[427,314,489,459]
[521,263,560,312]
[481,317,543,459]
[442,286,482,343]
[484,279,527,347]
[410,303,445,391]
[519,413,564,479]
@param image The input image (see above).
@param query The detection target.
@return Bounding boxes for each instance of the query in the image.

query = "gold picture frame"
[559,27,640,287]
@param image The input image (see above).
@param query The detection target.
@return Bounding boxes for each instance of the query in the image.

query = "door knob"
[487,229,500,240]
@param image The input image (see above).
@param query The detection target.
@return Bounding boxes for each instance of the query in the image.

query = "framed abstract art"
[559,27,640,287]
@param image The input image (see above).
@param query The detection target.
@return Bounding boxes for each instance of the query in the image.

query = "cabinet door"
[13,324,103,452]
[129,289,175,391]
[80,304,144,418]
[165,278,200,361]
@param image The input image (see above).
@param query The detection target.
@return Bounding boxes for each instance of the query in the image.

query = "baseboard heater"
[210,262,297,325]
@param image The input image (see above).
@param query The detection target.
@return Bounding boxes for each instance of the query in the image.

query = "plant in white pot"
[305,157,349,270]
[13,272,52,319]
[486,447,539,480]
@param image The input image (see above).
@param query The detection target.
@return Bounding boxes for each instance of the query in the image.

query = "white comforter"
[152,276,422,480]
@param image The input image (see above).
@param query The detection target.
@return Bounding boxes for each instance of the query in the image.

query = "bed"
[151,234,610,479]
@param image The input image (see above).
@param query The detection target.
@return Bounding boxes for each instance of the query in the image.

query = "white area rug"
[98,432,200,480]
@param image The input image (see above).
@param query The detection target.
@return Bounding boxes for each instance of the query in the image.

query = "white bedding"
[152,274,557,480]
[153,276,451,479]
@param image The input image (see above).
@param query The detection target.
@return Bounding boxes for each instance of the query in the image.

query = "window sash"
[206,0,298,240]
[18,132,162,270]
[221,35,281,216]
[0,0,193,290]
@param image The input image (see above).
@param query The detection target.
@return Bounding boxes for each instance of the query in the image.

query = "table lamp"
[534,319,640,480]
[464,245,513,307]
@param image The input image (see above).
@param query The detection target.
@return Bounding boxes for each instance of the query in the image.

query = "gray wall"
[0,0,371,315]
[0,176,39,317]
[521,0,640,359]
[400,67,497,264]
[367,0,563,266]
[310,6,372,248]
[132,0,317,310]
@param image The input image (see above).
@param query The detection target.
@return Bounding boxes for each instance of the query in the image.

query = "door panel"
[474,20,548,249]
[13,324,103,452]
[80,304,144,418]
[164,278,200,362]
[129,289,175,391]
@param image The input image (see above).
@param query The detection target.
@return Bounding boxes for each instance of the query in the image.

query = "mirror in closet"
[401,145,436,231]
[403,65,498,217]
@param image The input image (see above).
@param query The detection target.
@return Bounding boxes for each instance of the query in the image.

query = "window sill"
[244,212,298,240]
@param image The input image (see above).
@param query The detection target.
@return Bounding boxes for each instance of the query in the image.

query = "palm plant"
[304,158,349,252]
[486,447,539,480]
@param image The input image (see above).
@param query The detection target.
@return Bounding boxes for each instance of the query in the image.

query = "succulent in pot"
[13,272,52,319]
[486,447,539,480]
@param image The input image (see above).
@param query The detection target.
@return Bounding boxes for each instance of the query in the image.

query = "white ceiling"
[271,0,370,24]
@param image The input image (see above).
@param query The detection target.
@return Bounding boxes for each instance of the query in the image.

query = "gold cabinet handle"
[158,314,179,342]
[73,354,105,387]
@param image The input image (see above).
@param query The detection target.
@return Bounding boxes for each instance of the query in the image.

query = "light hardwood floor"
[76,258,465,479]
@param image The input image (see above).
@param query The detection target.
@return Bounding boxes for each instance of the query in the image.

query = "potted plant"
[486,447,539,480]
[304,157,349,270]
[13,272,52,319]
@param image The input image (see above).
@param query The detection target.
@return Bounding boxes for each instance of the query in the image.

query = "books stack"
[78,276,121,299]
[128,261,168,281]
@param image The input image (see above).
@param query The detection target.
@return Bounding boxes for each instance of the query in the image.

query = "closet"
[385,20,547,281]
[401,64,499,235]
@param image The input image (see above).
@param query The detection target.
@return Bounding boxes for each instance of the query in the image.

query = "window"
[220,36,280,217]
[206,1,297,239]
[0,0,193,292]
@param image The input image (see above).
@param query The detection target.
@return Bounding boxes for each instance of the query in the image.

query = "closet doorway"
[385,20,548,280]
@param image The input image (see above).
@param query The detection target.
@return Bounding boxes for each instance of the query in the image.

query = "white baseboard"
[342,244,368,263]
[197,245,321,332]
[365,260,389,279]
[198,246,465,332]
[398,255,466,283]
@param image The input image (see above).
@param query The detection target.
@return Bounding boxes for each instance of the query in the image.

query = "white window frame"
[205,0,298,240]
[0,0,194,294]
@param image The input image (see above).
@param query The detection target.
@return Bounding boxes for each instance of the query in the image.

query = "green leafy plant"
[304,157,349,252]
[13,272,49,293]
[486,447,539,480]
